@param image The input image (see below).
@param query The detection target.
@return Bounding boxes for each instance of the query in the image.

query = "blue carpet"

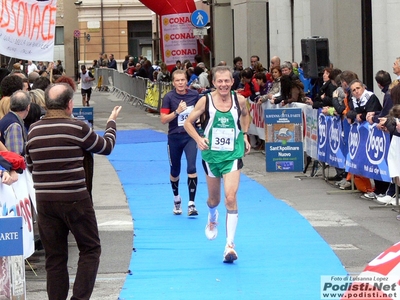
[107,129,347,300]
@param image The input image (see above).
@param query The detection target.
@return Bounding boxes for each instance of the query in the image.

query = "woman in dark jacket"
[310,67,340,109]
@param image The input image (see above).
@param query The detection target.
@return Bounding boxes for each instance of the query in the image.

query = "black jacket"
[346,92,382,123]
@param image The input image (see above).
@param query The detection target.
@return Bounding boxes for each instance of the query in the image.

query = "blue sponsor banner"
[318,114,347,169]
[266,142,304,172]
[345,123,390,182]
[0,216,23,256]
[317,112,328,163]
[73,107,93,121]
[326,115,347,168]
[264,108,302,124]
[265,108,303,172]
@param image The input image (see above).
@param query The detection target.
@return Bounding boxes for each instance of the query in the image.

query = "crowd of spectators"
[0,60,76,203]
[119,53,399,208]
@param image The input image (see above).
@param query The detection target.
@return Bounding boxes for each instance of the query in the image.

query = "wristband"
[243,132,247,135]
[174,110,179,116]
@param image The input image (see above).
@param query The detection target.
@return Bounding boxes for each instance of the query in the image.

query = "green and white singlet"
[202,92,245,164]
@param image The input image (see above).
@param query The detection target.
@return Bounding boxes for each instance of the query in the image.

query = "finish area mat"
[106,129,346,300]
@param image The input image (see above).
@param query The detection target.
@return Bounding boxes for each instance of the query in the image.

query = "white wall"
[268,0,292,64]
[227,0,268,68]
[213,0,234,66]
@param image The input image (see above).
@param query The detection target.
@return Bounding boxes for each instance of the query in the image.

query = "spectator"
[143,60,155,81]
[24,102,43,131]
[252,62,266,76]
[195,62,210,89]
[29,89,46,111]
[132,63,147,78]
[25,83,121,300]
[37,61,47,72]
[232,56,243,90]
[157,62,171,82]
[189,66,207,92]
[101,53,109,67]
[237,68,260,101]
[306,67,338,109]
[21,76,30,92]
[298,61,313,97]
[255,71,278,104]
[292,62,299,76]
[96,53,102,67]
[391,57,400,83]
[376,84,400,204]
[126,62,135,76]
[122,55,130,71]
[194,54,202,65]
[171,60,182,74]
[269,56,281,71]
[56,60,64,74]
[0,75,24,119]
[108,54,117,70]
[263,66,282,103]
[187,67,199,86]
[254,72,269,100]
[152,60,161,72]
[250,55,259,70]
[32,76,51,92]
[27,60,38,75]
[0,63,10,83]
[55,76,77,92]
[0,151,24,185]
[273,75,305,105]
[346,79,382,124]
[281,61,299,81]
[366,70,394,126]
[352,72,393,199]
[90,59,98,71]
[331,70,359,118]
[0,90,31,156]
[319,69,343,117]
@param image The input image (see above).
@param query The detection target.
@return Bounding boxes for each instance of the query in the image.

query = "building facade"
[1,0,397,92]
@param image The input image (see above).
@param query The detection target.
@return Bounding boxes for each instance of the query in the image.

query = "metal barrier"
[95,68,173,112]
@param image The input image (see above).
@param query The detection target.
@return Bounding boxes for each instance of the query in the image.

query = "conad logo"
[164,16,191,25]
[164,33,195,42]
[165,49,197,57]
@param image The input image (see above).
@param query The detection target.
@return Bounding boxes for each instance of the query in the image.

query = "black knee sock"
[188,177,197,202]
[170,179,179,196]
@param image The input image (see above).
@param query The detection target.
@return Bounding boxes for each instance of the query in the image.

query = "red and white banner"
[339,241,400,300]
[0,0,57,61]
[0,171,35,259]
[160,13,198,66]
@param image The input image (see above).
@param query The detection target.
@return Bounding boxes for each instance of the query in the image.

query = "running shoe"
[173,198,182,215]
[335,178,347,186]
[375,195,395,205]
[205,210,219,240]
[223,244,238,263]
[339,181,351,190]
[361,192,376,200]
[188,201,198,216]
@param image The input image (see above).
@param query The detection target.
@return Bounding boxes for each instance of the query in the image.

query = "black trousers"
[37,197,101,300]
